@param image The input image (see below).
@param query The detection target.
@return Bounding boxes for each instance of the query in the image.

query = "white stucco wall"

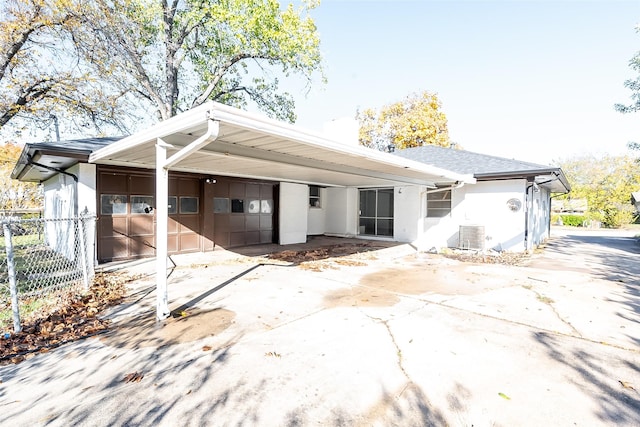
[279,182,309,244]
[416,179,528,252]
[324,187,358,237]
[41,164,97,264]
[307,186,327,235]
[393,186,421,242]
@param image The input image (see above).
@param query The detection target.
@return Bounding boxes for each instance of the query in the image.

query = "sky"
[283,0,640,165]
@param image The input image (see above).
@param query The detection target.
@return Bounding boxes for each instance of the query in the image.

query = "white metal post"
[155,139,170,320]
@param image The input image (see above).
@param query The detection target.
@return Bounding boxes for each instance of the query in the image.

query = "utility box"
[459,225,485,250]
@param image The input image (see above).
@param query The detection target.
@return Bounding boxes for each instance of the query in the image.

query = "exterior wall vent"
[459,225,485,250]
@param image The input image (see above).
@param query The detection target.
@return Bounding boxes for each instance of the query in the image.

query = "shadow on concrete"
[531,231,640,339]
[534,331,640,425]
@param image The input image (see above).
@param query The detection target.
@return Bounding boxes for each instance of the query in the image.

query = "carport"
[89,101,475,320]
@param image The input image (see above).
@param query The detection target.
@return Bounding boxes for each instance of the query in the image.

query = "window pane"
[180,196,199,214]
[359,217,375,235]
[360,190,376,217]
[168,196,177,214]
[131,195,154,214]
[427,188,451,218]
[427,208,450,218]
[377,189,394,217]
[428,201,450,209]
[261,199,273,214]
[376,219,394,236]
[247,199,260,213]
[101,195,127,215]
[428,190,451,201]
[310,197,320,208]
[309,185,320,197]
[213,198,229,213]
[231,199,244,213]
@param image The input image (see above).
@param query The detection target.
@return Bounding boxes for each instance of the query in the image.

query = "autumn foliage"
[357,91,451,151]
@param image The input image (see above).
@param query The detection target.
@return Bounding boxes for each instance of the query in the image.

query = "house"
[393,145,570,252]
[11,102,570,264]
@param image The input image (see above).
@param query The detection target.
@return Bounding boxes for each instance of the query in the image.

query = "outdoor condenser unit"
[459,225,485,250]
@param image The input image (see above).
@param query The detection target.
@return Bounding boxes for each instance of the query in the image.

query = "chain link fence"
[0,215,96,333]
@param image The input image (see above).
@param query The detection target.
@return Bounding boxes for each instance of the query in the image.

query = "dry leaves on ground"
[267,243,385,264]
[0,273,134,365]
[442,251,530,266]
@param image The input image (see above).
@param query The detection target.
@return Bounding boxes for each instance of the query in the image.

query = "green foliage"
[0,0,134,137]
[555,154,640,228]
[69,0,325,124]
[559,214,585,227]
[0,0,325,137]
[0,142,42,210]
[357,91,451,151]
[615,25,640,115]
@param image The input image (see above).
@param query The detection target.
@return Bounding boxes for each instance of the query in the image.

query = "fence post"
[3,222,21,333]
[77,217,89,290]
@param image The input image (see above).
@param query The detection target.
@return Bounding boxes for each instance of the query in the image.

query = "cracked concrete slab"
[1,228,639,426]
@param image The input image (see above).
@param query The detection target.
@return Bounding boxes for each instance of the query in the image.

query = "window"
[309,185,321,208]
[427,188,451,218]
[131,195,154,214]
[247,199,260,214]
[168,196,178,214]
[261,199,273,214]
[213,198,230,213]
[231,199,245,213]
[180,196,199,214]
[359,188,394,237]
[101,195,127,215]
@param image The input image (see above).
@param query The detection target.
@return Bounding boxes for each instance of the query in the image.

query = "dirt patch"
[101,307,235,349]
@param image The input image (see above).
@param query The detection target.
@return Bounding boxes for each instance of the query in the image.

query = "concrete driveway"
[1,228,639,426]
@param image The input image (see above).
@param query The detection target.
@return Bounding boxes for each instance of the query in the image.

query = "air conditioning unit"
[459,225,485,250]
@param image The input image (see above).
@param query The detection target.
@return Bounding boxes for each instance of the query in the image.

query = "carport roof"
[88,102,475,188]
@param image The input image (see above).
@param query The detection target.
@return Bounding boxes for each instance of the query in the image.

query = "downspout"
[26,155,79,183]
[155,118,220,321]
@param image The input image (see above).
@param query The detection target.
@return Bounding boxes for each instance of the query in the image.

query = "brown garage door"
[97,167,204,262]
[210,177,275,247]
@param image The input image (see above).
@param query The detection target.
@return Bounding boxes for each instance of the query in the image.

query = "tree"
[616,24,640,115]
[556,154,640,228]
[0,142,42,211]
[357,91,451,151]
[0,0,130,137]
[0,0,324,140]
[68,0,324,124]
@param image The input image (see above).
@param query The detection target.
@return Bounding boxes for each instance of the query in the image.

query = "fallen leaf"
[123,372,144,383]
[265,351,281,358]
[202,345,212,351]
[498,392,511,400]
[619,380,635,390]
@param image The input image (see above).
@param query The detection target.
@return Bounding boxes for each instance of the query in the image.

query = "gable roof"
[11,137,124,182]
[394,145,570,193]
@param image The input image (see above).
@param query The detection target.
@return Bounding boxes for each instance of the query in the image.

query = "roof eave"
[475,168,570,193]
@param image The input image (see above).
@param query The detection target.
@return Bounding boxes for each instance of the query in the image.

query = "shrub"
[559,214,584,227]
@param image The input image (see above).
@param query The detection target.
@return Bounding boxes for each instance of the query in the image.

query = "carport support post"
[155,139,171,320]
